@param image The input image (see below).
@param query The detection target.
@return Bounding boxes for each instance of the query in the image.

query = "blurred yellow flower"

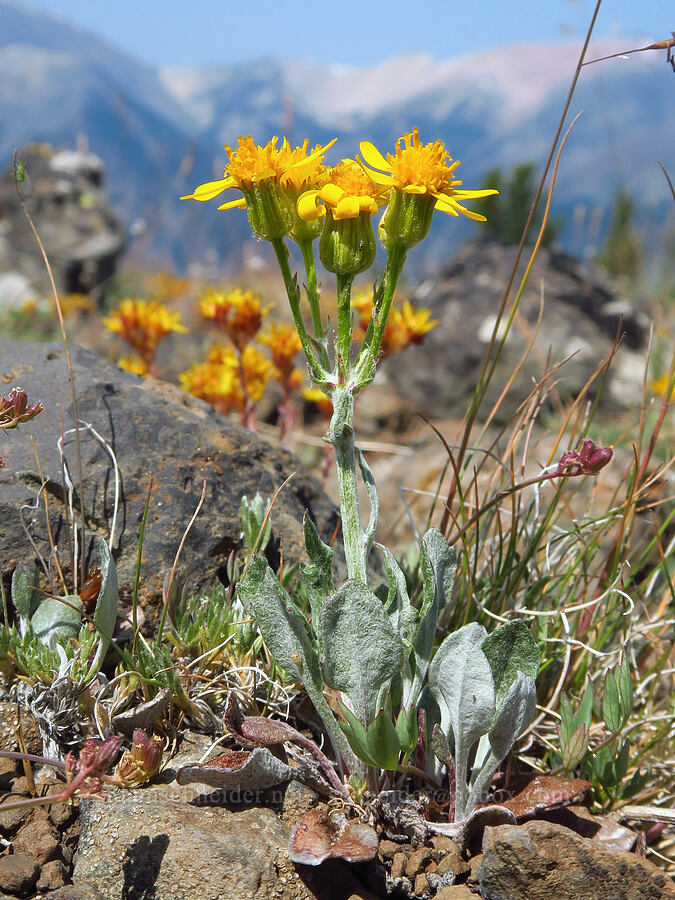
[303,386,334,418]
[651,373,675,399]
[180,343,273,415]
[352,289,438,355]
[258,322,302,382]
[199,287,271,350]
[103,298,187,363]
[117,355,150,377]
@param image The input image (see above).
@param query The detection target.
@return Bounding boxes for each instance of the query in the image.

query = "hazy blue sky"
[21,0,673,67]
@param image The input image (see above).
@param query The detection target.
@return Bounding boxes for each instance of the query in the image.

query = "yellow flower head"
[103,298,187,362]
[384,300,439,354]
[180,343,271,414]
[199,287,271,350]
[257,323,302,381]
[359,127,497,221]
[298,161,387,222]
[181,136,336,241]
[117,355,150,377]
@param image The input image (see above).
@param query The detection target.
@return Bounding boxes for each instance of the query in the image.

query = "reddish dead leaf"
[498,775,593,820]
[176,746,296,791]
[289,807,379,866]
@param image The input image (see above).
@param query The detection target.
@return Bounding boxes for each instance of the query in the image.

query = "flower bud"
[241,180,292,241]
[378,187,436,251]
[319,210,376,276]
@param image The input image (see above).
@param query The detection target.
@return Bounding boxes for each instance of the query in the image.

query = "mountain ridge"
[1,0,672,268]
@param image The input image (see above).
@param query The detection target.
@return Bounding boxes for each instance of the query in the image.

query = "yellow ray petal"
[217,197,247,211]
[402,184,428,195]
[189,178,235,201]
[359,141,390,172]
[453,188,499,199]
[297,190,324,221]
[334,196,361,219]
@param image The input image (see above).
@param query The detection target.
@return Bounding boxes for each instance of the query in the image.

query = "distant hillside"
[1,0,672,270]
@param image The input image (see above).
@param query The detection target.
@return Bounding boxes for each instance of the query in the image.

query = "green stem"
[271,238,328,386]
[336,273,354,383]
[328,387,367,584]
[355,243,407,387]
[299,240,323,341]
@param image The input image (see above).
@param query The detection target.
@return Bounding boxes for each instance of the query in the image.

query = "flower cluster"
[180,343,273,418]
[103,298,187,373]
[199,287,271,351]
[351,291,438,356]
[555,439,614,477]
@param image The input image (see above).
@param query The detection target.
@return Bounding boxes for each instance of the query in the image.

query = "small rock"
[405,846,433,877]
[431,835,462,853]
[378,839,402,860]
[0,852,40,896]
[0,795,31,835]
[49,800,78,828]
[390,851,407,880]
[280,780,319,824]
[36,859,68,891]
[435,886,478,899]
[13,806,60,864]
[48,888,106,900]
[479,820,675,899]
[467,852,482,885]
[413,872,430,896]
[436,847,470,878]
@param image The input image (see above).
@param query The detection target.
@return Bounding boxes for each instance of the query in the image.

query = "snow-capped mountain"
[1,0,672,268]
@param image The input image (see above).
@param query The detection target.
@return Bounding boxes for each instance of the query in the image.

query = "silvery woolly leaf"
[428,622,494,820]
[488,670,536,762]
[11,562,40,631]
[85,538,120,683]
[30,595,83,649]
[299,512,334,638]
[378,544,417,653]
[239,555,317,681]
[238,557,358,771]
[176,747,295,791]
[408,530,457,702]
[469,671,536,813]
[481,619,540,707]
[320,581,405,726]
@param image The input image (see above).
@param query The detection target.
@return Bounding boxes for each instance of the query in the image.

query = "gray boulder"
[0,340,337,609]
[385,238,649,422]
[0,144,125,308]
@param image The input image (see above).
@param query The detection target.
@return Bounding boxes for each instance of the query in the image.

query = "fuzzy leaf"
[320,581,405,726]
[338,702,379,768]
[481,620,540,707]
[239,556,358,771]
[488,670,536,762]
[378,544,417,653]
[299,512,334,636]
[428,622,494,819]
[85,538,119,683]
[30,596,82,649]
[409,530,457,701]
[11,562,40,630]
[366,698,401,771]
[428,622,493,748]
